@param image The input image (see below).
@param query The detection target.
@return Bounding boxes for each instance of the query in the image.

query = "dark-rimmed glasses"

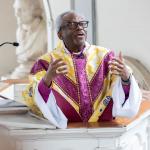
[60,21,89,30]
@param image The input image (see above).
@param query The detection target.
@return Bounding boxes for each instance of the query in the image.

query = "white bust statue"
[11,0,47,79]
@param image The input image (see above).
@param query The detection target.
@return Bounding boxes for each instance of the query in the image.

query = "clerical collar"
[62,41,90,57]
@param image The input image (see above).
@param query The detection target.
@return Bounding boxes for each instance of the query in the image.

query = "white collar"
[62,41,90,55]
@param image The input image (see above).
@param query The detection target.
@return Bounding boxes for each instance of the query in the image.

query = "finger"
[56,69,68,75]
[110,71,120,76]
[52,59,64,66]
[57,66,68,72]
[53,63,67,70]
[109,65,122,73]
[109,62,124,70]
[109,68,121,75]
[110,58,124,65]
[118,51,123,61]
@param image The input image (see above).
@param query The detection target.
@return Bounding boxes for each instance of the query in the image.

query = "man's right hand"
[43,59,68,87]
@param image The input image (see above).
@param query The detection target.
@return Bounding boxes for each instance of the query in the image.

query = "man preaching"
[23,11,142,128]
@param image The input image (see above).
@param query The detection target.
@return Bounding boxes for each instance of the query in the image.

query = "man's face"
[58,13,88,50]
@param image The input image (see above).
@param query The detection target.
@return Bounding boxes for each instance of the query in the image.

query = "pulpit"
[7,101,149,150]
[0,80,150,150]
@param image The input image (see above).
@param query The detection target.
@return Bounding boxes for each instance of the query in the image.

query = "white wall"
[0,0,17,76]
[96,0,150,71]
[44,0,71,50]
[73,0,95,44]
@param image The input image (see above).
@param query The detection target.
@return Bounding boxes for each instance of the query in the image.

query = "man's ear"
[57,31,63,40]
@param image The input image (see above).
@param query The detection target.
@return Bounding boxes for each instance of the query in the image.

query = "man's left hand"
[108,51,130,81]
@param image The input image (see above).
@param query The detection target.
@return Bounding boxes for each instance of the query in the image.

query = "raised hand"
[43,59,68,87]
[108,52,130,81]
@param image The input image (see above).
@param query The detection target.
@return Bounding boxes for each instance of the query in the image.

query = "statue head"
[13,0,43,25]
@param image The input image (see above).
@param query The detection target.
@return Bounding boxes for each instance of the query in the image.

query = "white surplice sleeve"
[112,75,142,118]
[34,84,68,129]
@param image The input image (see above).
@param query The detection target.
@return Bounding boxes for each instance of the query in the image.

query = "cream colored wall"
[96,0,150,71]
[0,0,17,76]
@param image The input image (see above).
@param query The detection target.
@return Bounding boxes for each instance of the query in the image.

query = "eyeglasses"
[60,21,89,30]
